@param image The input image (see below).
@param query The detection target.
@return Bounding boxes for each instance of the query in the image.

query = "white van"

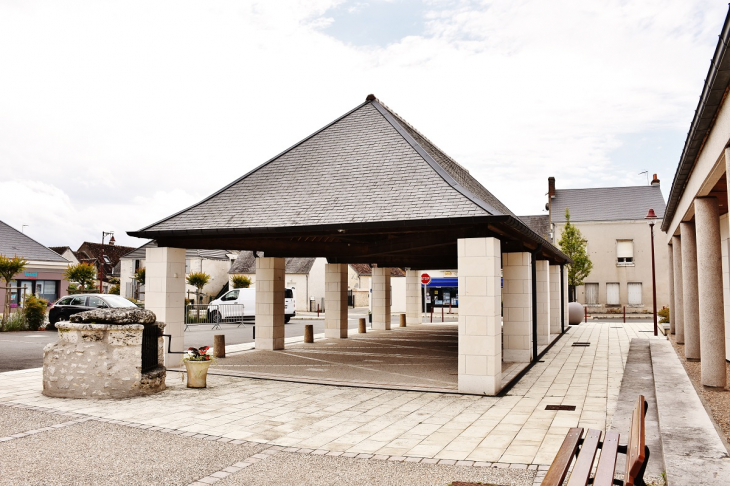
[208,287,296,323]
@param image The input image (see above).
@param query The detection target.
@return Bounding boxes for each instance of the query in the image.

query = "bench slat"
[566,429,602,486]
[593,430,620,486]
[542,428,583,486]
[625,395,646,486]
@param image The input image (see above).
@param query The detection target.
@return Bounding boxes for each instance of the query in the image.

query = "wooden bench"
[542,395,650,486]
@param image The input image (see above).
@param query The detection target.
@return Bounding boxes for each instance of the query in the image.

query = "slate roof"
[76,242,136,278]
[134,98,509,233]
[518,215,550,239]
[0,220,69,263]
[49,246,73,256]
[349,264,405,277]
[121,240,231,261]
[229,251,316,275]
[551,186,666,223]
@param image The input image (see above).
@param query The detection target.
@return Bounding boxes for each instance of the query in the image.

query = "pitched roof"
[551,185,666,223]
[349,264,405,277]
[76,242,136,278]
[518,215,550,239]
[133,98,510,234]
[49,246,73,255]
[0,220,69,263]
[121,240,231,261]
[229,251,316,275]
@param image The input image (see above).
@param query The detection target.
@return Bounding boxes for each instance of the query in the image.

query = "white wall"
[391,276,406,313]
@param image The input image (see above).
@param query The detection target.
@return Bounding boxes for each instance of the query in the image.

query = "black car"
[48,294,139,328]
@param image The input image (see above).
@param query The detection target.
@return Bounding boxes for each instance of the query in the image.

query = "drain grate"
[545,405,576,411]
[572,342,591,347]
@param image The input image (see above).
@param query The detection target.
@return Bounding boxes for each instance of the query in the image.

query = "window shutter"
[617,241,633,258]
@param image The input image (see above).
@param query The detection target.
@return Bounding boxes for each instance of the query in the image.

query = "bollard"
[442,306,444,322]
[304,324,313,343]
[358,318,366,333]
[584,306,588,322]
[623,306,626,323]
[317,304,320,318]
[430,305,433,323]
[214,334,226,358]
[400,313,406,327]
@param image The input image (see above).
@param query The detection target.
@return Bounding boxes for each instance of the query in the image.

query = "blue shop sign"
[24,272,38,278]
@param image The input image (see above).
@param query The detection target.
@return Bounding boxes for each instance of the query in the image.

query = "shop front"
[424,277,458,312]
[8,269,67,308]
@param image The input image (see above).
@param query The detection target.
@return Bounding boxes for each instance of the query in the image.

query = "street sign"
[421,273,431,285]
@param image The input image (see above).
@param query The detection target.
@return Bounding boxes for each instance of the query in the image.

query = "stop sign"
[421,273,431,285]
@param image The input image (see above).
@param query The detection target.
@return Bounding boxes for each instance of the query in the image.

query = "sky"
[0,0,726,251]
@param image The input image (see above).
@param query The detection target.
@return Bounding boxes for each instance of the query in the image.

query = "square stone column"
[255,257,285,350]
[549,265,561,335]
[673,236,684,344]
[562,264,568,331]
[667,243,675,335]
[372,267,392,330]
[325,263,348,339]
[145,247,186,368]
[458,237,502,395]
[405,270,421,326]
[536,260,550,345]
[503,252,533,363]
[694,197,727,387]
[681,222,700,360]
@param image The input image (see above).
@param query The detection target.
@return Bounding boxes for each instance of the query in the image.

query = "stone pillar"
[667,243,675,335]
[681,222,700,360]
[145,247,185,368]
[255,257,285,350]
[372,267,391,330]
[536,260,550,345]
[673,236,684,344]
[458,237,502,395]
[549,265,561,335]
[503,252,533,362]
[405,270,421,326]
[695,197,727,387]
[562,264,569,331]
[325,263,348,339]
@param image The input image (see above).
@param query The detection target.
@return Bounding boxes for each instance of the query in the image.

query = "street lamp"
[100,231,114,293]
[645,209,658,336]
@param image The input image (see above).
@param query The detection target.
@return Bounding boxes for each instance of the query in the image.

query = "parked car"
[207,287,296,323]
[48,294,139,329]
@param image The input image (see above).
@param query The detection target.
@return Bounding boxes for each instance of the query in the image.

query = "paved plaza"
[0,320,662,486]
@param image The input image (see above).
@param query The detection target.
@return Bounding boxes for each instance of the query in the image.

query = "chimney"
[651,174,660,186]
[108,236,116,246]
[548,177,556,198]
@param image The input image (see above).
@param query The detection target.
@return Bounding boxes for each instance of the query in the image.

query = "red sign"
[421,273,431,285]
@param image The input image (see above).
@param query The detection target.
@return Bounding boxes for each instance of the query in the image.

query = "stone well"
[43,309,166,399]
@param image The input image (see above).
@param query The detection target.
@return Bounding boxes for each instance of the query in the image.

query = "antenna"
[21,225,28,233]
[638,171,649,185]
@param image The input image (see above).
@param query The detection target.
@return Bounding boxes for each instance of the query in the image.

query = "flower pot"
[184,360,211,388]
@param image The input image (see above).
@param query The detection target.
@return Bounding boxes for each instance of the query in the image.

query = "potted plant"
[183,346,213,388]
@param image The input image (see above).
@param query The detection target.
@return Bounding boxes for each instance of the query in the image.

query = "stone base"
[43,322,166,399]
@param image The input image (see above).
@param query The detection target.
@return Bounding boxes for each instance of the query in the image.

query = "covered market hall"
[128,95,571,396]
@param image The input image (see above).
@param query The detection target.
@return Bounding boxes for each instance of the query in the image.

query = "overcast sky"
[0,0,726,250]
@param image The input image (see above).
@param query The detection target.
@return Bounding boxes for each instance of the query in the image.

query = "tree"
[64,263,97,291]
[231,275,252,289]
[133,267,146,286]
[186,272,210,320]
[558,208,593,302]
[0,255,28,331]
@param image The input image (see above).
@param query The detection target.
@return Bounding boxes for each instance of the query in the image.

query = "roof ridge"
[557,185,661,191]
[0,220,69,262]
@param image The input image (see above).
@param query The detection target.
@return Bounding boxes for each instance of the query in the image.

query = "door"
[585,283,599,305]
[606,283,619,305]
[628,283,642,305]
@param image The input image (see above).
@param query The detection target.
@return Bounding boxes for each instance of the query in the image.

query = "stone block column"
[325,263,348,339]
[503,252,533,362]
[145,247,186,368]
[405,270,421,326]
[458,237,502,395]
[562,264,569,331]
[372,267,391,330]
[255,257,285,350]
[536,260,550,345]
[549,265,561,335]
[695,197,727,387]
[681,222,700,360]
[673,236,684,344]
[667,243,675,335]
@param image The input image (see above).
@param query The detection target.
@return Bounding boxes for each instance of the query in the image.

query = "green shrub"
[232,275,252,289]
[658,306,669,324]
[2,311,27,331]
[109,284,120,295]
[24,295,47,331]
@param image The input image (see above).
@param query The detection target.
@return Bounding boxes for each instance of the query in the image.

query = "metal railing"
[184,303,247,330]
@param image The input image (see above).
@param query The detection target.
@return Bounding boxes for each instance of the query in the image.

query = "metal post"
[441,305,444,322]
[623,306,626,324]
[650,221,658,336]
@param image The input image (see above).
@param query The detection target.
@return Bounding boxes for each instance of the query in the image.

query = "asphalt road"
[0,331,58,372]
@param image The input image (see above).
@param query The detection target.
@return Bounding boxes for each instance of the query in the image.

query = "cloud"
[0,0,725,250]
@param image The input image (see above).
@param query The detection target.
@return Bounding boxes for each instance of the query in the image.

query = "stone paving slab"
[0,321,656,469]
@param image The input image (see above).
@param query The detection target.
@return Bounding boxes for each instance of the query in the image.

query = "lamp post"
[645,209,658,336]
[100,231,114,293]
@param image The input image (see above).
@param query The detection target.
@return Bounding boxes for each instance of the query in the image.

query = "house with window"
[0,220,71,306]
[541,176,669,313]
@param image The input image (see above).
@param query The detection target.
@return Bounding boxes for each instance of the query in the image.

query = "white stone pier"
[502,252,533,363]
[372,267,391,330]
[145,246,185,368]
[255,257,286,350]
[324,263,348,339]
